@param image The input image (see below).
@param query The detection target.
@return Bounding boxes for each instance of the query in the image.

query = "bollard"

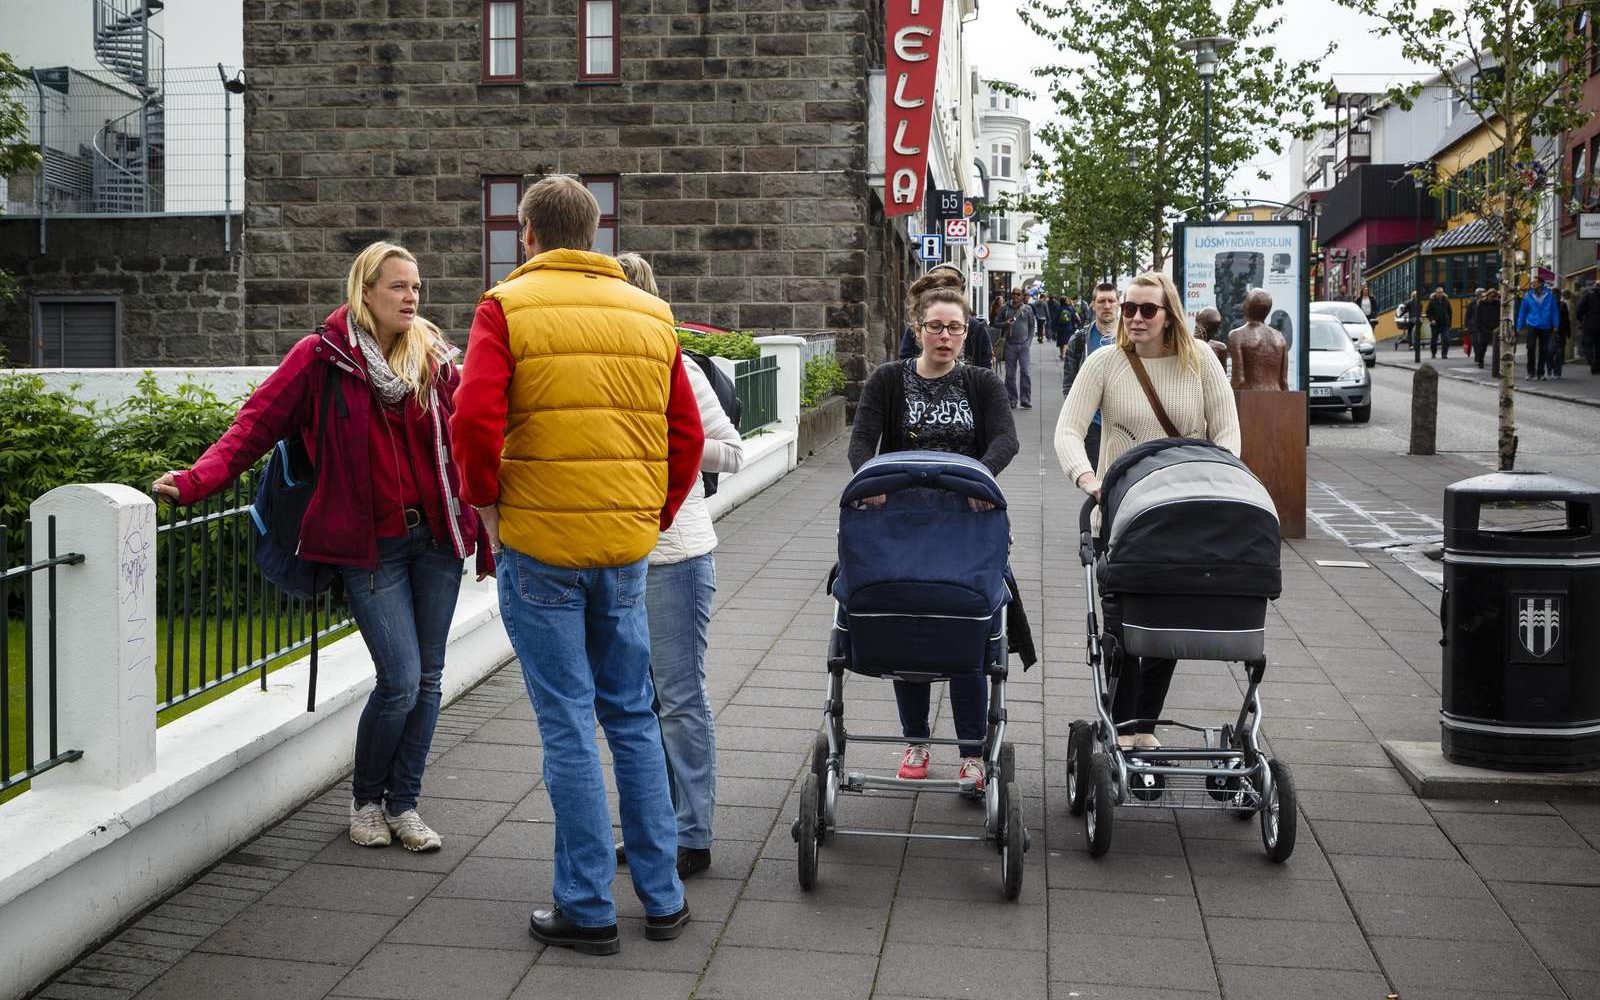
[1410,363,1438,456]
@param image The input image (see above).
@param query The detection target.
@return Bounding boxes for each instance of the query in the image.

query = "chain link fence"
[5,64,243,218]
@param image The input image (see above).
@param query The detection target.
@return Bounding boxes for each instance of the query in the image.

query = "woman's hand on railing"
[858,494,887,509]
[151,470,184,500]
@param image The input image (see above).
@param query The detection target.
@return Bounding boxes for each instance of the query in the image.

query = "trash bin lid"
[1443,471,1600,557]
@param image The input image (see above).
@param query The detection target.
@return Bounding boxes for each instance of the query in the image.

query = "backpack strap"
[1124,348,1181,438]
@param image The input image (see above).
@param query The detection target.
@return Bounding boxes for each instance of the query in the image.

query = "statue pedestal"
[1234,389,1307,539]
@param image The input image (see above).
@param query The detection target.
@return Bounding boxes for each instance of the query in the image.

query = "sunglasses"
[1119,302,1166,320]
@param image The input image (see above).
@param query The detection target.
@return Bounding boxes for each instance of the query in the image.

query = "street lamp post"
[1177,36,1236,219]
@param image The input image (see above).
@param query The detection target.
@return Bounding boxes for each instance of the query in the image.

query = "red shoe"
[958,757,986,793]
[897,743,931,780]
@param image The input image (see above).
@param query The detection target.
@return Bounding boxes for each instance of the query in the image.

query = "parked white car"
[1311,301,1377,367]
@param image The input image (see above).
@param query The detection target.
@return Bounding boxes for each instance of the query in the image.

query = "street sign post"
[944,218,970,245]
[918,233,944,262]
[975,243,990,261]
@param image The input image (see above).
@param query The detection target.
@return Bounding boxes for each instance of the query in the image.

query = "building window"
[484,175,523,287]
[989,94,997,109]
[579,0,619,82]
[482,1,521,83]
[34,298,119,367]
[582,175,619,254]
[991,214,1010,243]
[991,141,1012,179]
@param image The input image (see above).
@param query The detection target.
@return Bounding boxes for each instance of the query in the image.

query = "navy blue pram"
[831,452,1011,678]
[796,452,1031,901]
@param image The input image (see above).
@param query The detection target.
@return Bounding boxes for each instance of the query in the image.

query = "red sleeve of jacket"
[451,299,516,509]
[661,349,705,529]
[175,337,317,504]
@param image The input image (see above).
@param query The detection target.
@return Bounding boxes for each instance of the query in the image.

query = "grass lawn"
[3,612,355,802]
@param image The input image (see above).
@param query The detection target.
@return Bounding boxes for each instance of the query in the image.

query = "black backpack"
[682,349,741,496]
[250,367,344,710]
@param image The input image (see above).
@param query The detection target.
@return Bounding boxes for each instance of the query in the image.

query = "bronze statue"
[1193,306,1229,367]
[1227,289,1288,391]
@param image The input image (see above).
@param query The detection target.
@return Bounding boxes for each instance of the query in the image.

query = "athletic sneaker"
[384,808,443,852]
[958,756,986,793]
[349,800,392,848]
[897,743,931,780]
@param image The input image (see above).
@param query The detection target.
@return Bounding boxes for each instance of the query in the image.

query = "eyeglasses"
[921,322,968,337]
[1119,302,1166,320]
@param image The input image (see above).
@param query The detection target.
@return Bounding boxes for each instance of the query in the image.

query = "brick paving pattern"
[34,344,1600,999]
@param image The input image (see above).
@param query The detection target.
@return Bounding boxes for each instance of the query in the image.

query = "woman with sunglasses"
[848,279,1018,789]
[1054,271,1239,751]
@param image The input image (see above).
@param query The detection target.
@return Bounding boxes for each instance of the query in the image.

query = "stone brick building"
[0,215,243,367]
[241,0,916,394]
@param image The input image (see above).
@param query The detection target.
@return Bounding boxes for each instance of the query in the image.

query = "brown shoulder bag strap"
[1124,348,1181,438]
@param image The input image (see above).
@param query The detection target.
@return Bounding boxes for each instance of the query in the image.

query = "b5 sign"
[884,0,944,218]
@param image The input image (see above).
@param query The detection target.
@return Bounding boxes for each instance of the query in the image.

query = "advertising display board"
[1173,220,1311,394]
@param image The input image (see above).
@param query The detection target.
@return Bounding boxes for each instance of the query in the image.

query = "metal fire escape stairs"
[91,0,165,212]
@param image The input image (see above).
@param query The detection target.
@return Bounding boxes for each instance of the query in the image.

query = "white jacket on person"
[649,359,745,565]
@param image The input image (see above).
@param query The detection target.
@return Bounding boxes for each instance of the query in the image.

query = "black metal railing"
[2,516,86,795]
[734,354,779,434]
[156,472,352,717]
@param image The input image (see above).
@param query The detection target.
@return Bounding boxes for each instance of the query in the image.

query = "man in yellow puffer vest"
[453,175,705,955]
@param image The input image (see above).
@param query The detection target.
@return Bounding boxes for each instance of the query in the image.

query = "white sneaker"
[384,808,443,852]
[349,800,392,847]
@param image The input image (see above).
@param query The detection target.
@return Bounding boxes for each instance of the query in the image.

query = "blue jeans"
[895,675,988,758]
[1004,341,1031,406]
[646,554,717,850]
[342,524,463,815]
[497,546,683,926]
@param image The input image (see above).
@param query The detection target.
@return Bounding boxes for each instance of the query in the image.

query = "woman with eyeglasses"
[1054,271,1240,752]
[847,278,1018,790]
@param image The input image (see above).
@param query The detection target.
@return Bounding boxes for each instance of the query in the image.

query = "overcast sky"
[965,0,1438,204]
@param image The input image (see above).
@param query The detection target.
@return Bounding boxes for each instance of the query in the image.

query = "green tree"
[0,51,40,306]
[1338,0,1597,470]
[1015,0,1329,269]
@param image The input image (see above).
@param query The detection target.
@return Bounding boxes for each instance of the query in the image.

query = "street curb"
[1376,356,1600,409]
[1383,740,1600,800]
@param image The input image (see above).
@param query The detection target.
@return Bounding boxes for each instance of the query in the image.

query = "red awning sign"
[884,0,944,218]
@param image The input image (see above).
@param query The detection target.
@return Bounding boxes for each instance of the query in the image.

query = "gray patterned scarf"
[354,323,423,407]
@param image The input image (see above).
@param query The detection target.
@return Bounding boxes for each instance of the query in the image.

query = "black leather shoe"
[645,903,691,941]
[615,842,627,866]
[677,847,711,878]
[529,907,620,955]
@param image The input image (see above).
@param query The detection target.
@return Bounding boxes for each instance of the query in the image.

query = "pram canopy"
[1097,438,1281,599]
[832,453,1011,676]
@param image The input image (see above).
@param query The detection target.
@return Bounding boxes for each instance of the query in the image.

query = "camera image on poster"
[1174,221,1310,393]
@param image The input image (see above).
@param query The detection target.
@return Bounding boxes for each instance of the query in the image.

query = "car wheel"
[1351,401,1372,423]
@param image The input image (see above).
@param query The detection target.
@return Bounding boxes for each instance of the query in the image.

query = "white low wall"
[28,366,271,410]
[0,487,512,1000]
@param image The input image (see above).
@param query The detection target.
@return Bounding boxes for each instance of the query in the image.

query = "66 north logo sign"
[1512,594,1565,661]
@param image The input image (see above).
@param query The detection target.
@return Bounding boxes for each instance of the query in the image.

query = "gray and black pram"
[1068,438,1297,862]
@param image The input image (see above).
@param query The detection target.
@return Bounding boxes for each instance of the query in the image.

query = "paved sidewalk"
[34,344,1600,1000]
[1379,346,1600,408]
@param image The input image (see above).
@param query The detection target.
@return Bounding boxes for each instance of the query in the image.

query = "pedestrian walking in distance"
[1577,282,1600,375]
[612,252,744,881]
[1426,286,1453,359]
[154,241,494,853]
[999,287,1037,408]
[1062,282,1121,470]
[1517,274,1559,380]
[452,175,704,955]
[1055,271,1241,751]
[847,284,1017,788]
[1472,287,1501,370]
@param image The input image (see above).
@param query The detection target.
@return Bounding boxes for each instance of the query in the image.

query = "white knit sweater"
[650,360,745,565]
[1055,348,1241,486]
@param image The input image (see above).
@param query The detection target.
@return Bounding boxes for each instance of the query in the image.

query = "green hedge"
[676,329,760,361]
[0,372,241,555]
[801,354,845,409]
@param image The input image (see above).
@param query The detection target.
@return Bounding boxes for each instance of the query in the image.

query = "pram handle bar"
[842,453,1007,508]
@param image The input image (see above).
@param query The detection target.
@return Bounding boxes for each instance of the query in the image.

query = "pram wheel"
[797,773,821,889]
[810,730,829,779]
[1001,783,1024,901]
[1084,754,1116,858]
[994,742,1016,812]
[1260,759,1297,862]
[1065,721,1094,816]
[1128,761,1164,803]
[1208,725,1243,802]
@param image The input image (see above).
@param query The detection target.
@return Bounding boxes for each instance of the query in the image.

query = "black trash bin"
[1441,471,1600,771]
